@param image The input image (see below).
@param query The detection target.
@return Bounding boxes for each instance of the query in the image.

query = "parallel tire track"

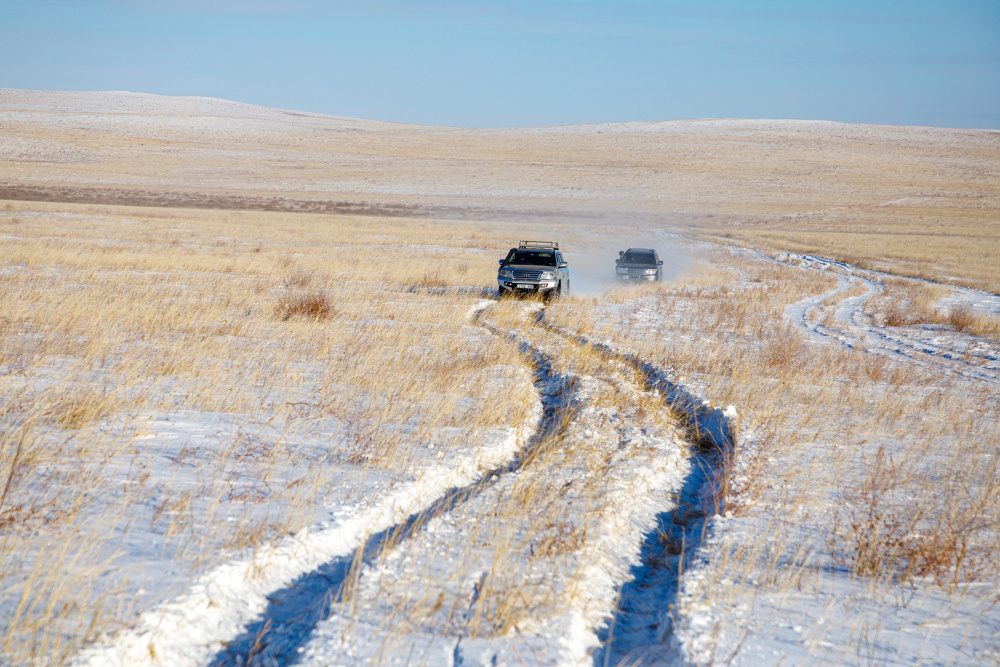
[295,299,724,665]
[526,306,736,664]
[207,304,582,666]
[777,256,1000,385]
[479,300,737,664]
[80,295,735,667]
[75,320,545,667]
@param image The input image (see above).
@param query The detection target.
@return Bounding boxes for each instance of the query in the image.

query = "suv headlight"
[644,268,657,275]
[617,267,628,274]
[498,268,513,279]
[540,271,555,280]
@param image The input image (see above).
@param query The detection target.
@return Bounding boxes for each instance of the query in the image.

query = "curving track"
[772,251,1000,385]
[76,297,736,667]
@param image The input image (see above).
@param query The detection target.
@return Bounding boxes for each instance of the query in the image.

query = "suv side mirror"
[559,262,568,269]
[618,251,625,257]
[498,259,505,266]
[658,260,663,265]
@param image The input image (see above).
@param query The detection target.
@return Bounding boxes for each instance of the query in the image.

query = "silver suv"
[497,241,570,300]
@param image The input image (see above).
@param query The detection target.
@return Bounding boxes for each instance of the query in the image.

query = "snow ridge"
[74,419,540,667]
[776,251,1000,384]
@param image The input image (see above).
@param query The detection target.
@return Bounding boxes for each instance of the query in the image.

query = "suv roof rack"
[518,240,558,250]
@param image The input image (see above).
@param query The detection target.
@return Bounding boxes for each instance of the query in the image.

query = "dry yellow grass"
[858,276,1000,339]
[2,198,997,664]
[2,91,998,663]
[545,248,1000,660]
[322,298,689,662]
[0,201,544,665]
[710,220,1000,293]
[3,90,999,292]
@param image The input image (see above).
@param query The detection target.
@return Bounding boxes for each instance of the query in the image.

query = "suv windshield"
[621,250,656,266]
[506,250,557,266]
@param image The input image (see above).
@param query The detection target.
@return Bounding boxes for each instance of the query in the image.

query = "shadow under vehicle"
[616,248,664,282]
[497,241,570,300]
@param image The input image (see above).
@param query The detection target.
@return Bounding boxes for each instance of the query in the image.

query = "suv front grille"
[512,269,542,281]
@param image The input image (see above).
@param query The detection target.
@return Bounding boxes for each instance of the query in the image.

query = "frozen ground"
[75,415,537,667]
[3,91,998,666]
[775,251,1000,384]
[558,241,1000,665]
[66,294,738,666]
[0,218,994,665]
[65,241,1000,666]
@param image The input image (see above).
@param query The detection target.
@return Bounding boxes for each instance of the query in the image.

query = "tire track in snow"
[293,299,711,665]
[201,303,582,666]
[773,252,1000,384]
[783,273,856,345]
[74,352,543,665]
[75,446,541,667]
[481,302,702,665]
[533,309,735,452]
[530,309,736,664]
[75,295,733,667]
[296,304,599,665]
[664,233,999,384]
[594,448,722,666]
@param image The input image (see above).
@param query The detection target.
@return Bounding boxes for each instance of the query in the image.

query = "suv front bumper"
[498,279,557,292]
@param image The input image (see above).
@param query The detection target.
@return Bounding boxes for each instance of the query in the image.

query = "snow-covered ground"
[67,242,1000,667]
[2,206,997,665]
[64,294,737,666]
[5,88,997,234]
[775,251,1000,384]
[75,416,537,667]
[3,91,999,666]
[543,241,1000,665]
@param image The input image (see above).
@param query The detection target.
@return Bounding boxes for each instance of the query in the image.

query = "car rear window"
[621,250,656,265]
[507,250,557,266]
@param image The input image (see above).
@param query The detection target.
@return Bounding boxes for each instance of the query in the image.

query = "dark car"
[616,248,663,282]
[497,241,570,300]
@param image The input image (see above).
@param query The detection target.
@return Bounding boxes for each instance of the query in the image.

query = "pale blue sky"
[2,1,998,128]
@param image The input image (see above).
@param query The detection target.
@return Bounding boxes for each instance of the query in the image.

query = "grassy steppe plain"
[3,89,999,291]
[0,203,541,663]
[2,201,998,664]
[1,91,999,664]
